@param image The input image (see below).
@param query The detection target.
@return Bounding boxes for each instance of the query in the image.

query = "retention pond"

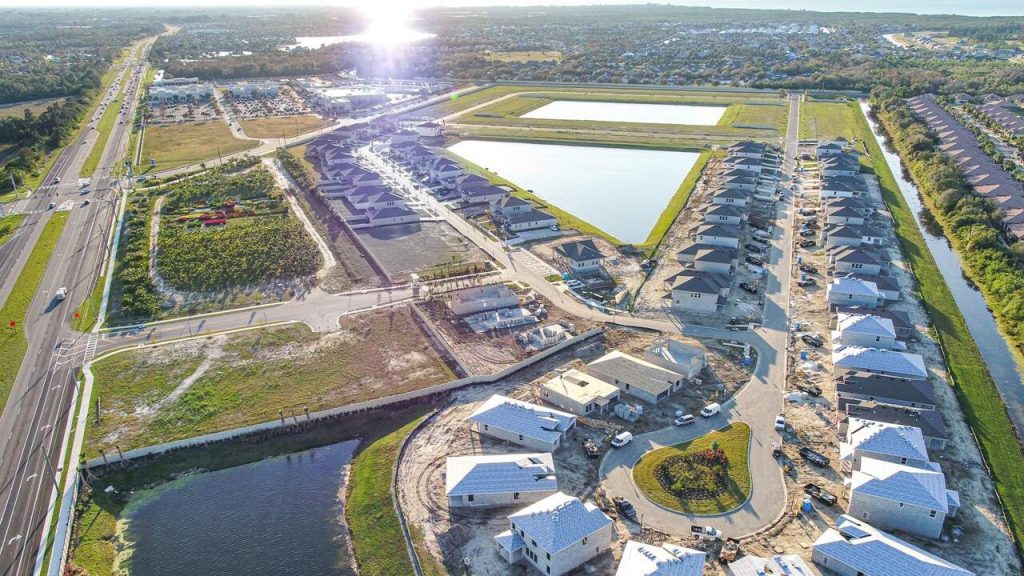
[521,100,728,126]
[122,440,359,576]
[862,102,1024,433]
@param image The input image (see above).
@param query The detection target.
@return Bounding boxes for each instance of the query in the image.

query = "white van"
[610,431,633,448]
[700,403,721,418]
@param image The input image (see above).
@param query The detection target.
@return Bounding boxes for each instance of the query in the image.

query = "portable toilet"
[800,350,808,361]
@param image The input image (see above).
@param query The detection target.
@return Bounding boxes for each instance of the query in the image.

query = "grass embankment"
[71,273,105,332]
[86,309,455,452]
[239,115,332,139]
[69,402,436,576]
[0,211,69,410]
[139,120,259,173]
[799,100,859,141]
[853,101,1024,553]
[633,423,752,514]
[0,214,25,247]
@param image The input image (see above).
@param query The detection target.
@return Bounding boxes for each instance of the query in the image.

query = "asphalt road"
[0,35,156,576]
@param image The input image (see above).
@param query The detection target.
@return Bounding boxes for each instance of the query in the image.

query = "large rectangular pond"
[447,140,699,244]
[123,440,359,576]
[521,100,728,126]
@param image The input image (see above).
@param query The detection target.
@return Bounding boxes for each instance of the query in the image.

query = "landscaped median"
[632,423,752,515]
[851,100,1024,554]
[0,211,69,410]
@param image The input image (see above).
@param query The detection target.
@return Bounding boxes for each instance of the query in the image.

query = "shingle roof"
[842,405,947,442]
[506,209,556,225]
[671,271,729,295]
[508,492,612,555]
[469,395,576,445]
[554,239,605,263]
[833,346,928,380]
[445,453,557,497]
[852,458,950,511]
[845,418,930,462]
[829,277,880,298]
[728,554,816,576]
[837,313,896,338]
[836,373,936,406]
[616,541,705,576]
[696,223,741,238]
[812,515,975,576]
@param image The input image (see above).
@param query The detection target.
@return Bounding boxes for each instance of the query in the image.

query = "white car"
[566,279,584,290]
[673,414,696,426]
[610,431,633,448]
[700,403,721,418]
[774,414,786,431]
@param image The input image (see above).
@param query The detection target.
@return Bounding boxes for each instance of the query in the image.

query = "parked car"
[797,278,816,287]
[745,255,764,266]
[804,483,839,506]
[799,446,830,467]
[774,414,786,431]
[801,334,824,347]
[691,525,722,541]
[799,263,817,274]
[751,236,769,245]
[700,403,721,418]
[799,228,816,237]
[614,497,638,520]
[799,239,816,248]
[739,282,759,294]
[744,243,763,253]
[796,383,823,396]
[566,279,584,290]
[674,414,696,426]
[611,431,633,448]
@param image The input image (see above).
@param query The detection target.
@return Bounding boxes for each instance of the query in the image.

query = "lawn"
[0,214,25,248]
[139,120,259,173]
[239,115,332,139]
[799,101,859,141]
[347,417,423,576]
[854,100,1024,554]
[0,211,69,411]
[633,423,752,514]
[68,402,435,576]
[85,309,455,453]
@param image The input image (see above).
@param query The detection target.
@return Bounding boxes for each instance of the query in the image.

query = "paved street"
[0,35,158,576]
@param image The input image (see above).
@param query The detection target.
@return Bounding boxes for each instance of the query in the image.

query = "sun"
[359,1,427,46]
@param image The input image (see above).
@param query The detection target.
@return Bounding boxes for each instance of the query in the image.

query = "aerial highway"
[0,35,157,576]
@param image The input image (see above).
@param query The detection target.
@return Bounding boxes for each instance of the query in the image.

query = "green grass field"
[0,214,25,248]
[139,120,259,173]
[86,309,454,453]
[800,101,859,141]
[81,93,124,177]
[238,115,332,139]
[851,101,1024,554]
[633,423,752,514]
[71,272,105,332]
[0,211,69,411]
[0,97,66,119]
[347,417,423,576]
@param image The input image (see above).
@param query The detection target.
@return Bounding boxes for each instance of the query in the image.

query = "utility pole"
[9,173,19,200]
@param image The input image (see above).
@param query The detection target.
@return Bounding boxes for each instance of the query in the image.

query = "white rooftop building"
[849,457,959,539]
[827,277,881,308]
[469,395,577,452]
[834,313,898,349]
[445,453,558,509]
[812,515,975,576]
[616,541,706,576]
[833,346,928,380]
[840,418,931,471]
[643,339,707,380]
[727,553,817,576]
[541,369,620,416]
[449,284,519,316]
[496,492,613,576]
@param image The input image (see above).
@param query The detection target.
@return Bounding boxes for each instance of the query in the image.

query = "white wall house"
[616,541,705,576]
[727,554,817,576]
[366,206,419,227]
[495,492,613,576]
[586,350,685,405]
[834,313,898,349]
[704,204,746,225]
[469,395,577,452]
[505,209,558,232]
[827,277,881,308]
[446,453,558,508]
[711,189,749,207]
[554,240,606,272]
[644,339,707,380]
[693,247,736,275]
[831,247,885,276]
[832,346,928,380]
[695,223,741,249]
[849,458,958,539]
[671,272,729,315]
[541,369,620,416]
[450,284,519,316]
[840,418,931,471]
[812,515,976,576]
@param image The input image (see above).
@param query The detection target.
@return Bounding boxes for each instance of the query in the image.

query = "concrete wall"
[472,421,561,452]
[838,331,896,349]
[448,488,556,509]
[848,491,945,539]
[672,290,718,314]
[541,522,613,576]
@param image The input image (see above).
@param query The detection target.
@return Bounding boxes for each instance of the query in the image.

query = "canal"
[861,102,1024,433]
[123,440,359,576]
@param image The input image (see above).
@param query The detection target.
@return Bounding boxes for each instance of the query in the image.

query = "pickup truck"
[690,525,722,541]
[803,483,839,506]
[799,446,830,467]
[613,497,637,520]
[801,334,824,347]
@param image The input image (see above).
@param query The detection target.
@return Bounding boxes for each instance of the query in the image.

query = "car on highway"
[47,202,55,210]
[673,414,696,426]
[54,287,67,302]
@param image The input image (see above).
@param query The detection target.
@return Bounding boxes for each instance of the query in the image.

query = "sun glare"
[358,1,433,46]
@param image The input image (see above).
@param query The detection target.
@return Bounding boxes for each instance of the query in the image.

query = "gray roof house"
[812,515,975,576]
[830,247,887,275]
[469,395,577,452]
[727,554,816,576]
[849,458,958,539]
[833,346,928,380]
[836,372,937,411]
[505,209,558,232]
[446,453,558,508]
[840,418,931,471]
[616,541,705,576]
[711,188,749,207]
[695,223,741,248]
[841,405,948,451]
[704,203,747,225]
[827,277,881,308]
[554,240,606,272]
[586,350,685,405]
[834,313,898,349]
[670,271,730,315]
[495,492,613,576]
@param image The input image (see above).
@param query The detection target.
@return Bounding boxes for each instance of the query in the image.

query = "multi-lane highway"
[0,35,157,576]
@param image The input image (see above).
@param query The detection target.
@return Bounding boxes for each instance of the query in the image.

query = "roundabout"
[632,423,752,515]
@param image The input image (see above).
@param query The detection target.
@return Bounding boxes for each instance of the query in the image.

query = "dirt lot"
[771,164,1022,576]
[529,234,644,309]
[397,327,757,576]
[356,221,489,282]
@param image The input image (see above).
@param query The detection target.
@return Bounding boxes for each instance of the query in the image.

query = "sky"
[0,0,1022,16]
